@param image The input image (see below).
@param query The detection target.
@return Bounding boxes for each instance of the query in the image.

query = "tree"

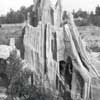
[90,11,94,17]
[73,9,88,18]
[95,5,100,15]
[0,15,6,24]
[72,10,77,18]
[20,6,27,20]
[62,11,68,21]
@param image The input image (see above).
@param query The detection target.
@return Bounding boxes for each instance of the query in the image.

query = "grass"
[0,23,24,45]
[78,25,100,72]
[0,24,100,100]
[78,25,100,100]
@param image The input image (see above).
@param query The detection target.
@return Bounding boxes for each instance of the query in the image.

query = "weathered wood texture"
[24,23,59,89]
[23,0,99,100]
[23,22,93,99]
[68,13,99,78]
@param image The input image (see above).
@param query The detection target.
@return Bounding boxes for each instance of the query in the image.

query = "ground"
[78,25,100,73]
[0,24,100,73]
[0,24,100,99]
[0,24,24,45]
[78,25,100,100]
[0,24,24,99]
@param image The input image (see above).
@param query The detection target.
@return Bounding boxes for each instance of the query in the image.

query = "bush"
[7,69,61,100]
[5,50,24,86]
[89,15,100,26]
[90,46,100,52]
[75,19,89,26]
[5,50,62,100]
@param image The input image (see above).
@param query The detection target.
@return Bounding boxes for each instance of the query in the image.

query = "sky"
[0,0,100,15]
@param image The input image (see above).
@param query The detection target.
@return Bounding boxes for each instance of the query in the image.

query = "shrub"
[7,69,61,100]
[89,15,100,26]
[5,50,24,86]
[75,19,89,26]
[5,50,62,100]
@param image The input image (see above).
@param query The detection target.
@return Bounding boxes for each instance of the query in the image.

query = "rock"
[0,45,13,60]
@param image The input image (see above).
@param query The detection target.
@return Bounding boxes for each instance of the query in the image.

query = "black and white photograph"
[0,0,100,100]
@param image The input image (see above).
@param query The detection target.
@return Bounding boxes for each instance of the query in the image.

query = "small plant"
[5,49,24,86]
[5,50,62,100]
[7,69,61,100]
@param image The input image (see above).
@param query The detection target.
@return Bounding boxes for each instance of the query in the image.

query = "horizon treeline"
[0,5,100,26]
[0,5,33,24]
[72,5,100,26]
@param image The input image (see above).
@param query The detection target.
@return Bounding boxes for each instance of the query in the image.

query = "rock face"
[0,45,12,60]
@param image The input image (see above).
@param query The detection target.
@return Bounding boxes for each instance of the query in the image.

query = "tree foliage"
[1,3,100,27]
[73,9,88,19]
[72,5,100,26]
[6,68,61,100]
[0,5,33,24]
[95,5,100,16]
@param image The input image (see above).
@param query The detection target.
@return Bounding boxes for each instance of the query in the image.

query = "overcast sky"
[0,0,100,15]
